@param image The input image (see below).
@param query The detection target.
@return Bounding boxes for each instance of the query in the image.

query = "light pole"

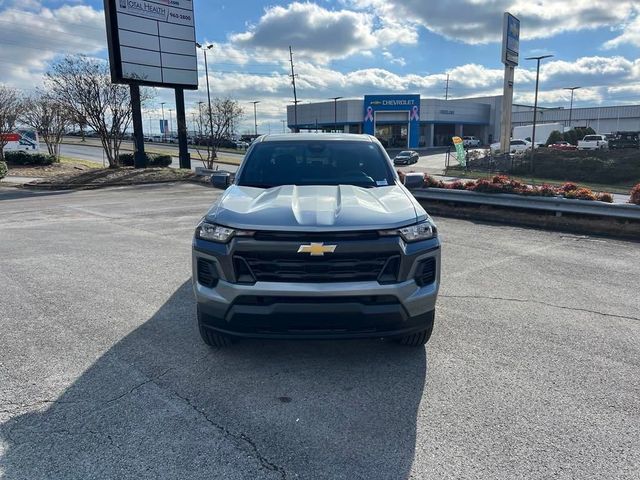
[563,86,581,129]
[197,101,204,138]
[281,119,286,133]
[525,54,553,173]
[196,43,215,146]
[168,109,174,139]
[251,101,260,136]
[160,102,166,142]
[329,96,343,132]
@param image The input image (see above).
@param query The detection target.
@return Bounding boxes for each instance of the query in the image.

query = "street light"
[329,96,343,132]
[525,54,554,173]
[281,119,286,133]
[196,43,215,146]
[168,109,174,139]
[563,86,581,128]
[197,101,205,137]
[251,101,260,136]
[160,102,166,142]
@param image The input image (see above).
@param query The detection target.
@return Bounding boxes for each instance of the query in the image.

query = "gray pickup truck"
[192,134,440,347]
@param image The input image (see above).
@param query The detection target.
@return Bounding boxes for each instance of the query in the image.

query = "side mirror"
[403,172,425,189]
[211,172,232,189]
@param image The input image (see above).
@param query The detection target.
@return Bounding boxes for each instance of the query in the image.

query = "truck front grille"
[234,252,397,283]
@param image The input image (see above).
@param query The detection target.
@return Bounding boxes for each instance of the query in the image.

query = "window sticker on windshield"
[377,180,389,186]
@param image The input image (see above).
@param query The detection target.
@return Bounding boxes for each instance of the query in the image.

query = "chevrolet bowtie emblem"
[297,243,337,256]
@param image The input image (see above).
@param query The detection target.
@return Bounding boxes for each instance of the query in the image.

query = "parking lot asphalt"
[0,183,638,479]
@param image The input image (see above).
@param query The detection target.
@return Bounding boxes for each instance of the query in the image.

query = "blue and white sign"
[363,94,421,148]
[159,119,168,133]
[502,12,520,66]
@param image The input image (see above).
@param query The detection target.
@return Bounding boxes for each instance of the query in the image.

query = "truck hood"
[207,184,424,231]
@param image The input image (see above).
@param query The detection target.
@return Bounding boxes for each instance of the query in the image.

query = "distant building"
[287,95,640,148]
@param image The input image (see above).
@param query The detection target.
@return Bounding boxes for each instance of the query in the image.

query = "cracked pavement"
[0,183,639,479]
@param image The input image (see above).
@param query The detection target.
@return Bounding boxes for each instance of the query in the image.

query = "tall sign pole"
[500,13,520,154]
[130,85,146,168]
[175,88,191,169]
[104,0,199,168]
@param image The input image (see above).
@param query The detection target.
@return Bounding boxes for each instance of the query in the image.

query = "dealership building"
[286,94,640,148]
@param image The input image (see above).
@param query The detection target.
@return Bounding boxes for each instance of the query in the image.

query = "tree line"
[0,55,244,169]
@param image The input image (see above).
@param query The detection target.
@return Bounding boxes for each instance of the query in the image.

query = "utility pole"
[329,96,343,132]
[289,46,299,132]
[251,101,260,136]
[281,119,286,133]
[526,55,553,173]
[563,86,581,128]
[168,109,173,137]
[445,73,450,100]
[196,43,215,151]
[160,102,166,142]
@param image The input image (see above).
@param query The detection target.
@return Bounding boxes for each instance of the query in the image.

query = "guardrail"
[411,188,640,221]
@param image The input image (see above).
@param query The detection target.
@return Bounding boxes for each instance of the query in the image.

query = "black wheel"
[198,308,236,348]
[395,319,434,347]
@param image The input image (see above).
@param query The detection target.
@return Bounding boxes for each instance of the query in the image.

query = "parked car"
[577,135,608,151]
[549,141,577,151]
[462,136,481,148]
[393,150,419,165]
[194,133,440,348]
[490,139,532,154]
[234,141,249,150]
[608,132,639,149]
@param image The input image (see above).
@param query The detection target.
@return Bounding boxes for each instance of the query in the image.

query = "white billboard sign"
[502,12,520,66]
[104,0,198,89]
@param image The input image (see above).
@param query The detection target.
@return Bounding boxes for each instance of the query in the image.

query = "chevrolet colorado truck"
[192,134,440,347]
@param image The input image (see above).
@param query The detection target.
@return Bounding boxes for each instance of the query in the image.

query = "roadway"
[1,183,638,479]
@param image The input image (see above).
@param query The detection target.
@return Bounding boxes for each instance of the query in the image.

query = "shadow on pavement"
[1,281,427,479]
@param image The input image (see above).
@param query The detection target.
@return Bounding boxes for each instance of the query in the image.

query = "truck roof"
[256,133,375,143]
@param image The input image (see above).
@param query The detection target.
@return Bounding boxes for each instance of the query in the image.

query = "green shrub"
[546,130,563,146]
[150,154,172,167]
[630,184,640,205]
[0,161,7,179]
[118,153,173,168]
[564,187,596,201]
[5,151,56,166]
[512,149,640,184]
[597,192,614,203]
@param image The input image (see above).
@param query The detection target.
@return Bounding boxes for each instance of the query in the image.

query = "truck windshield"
[237,141,395,188]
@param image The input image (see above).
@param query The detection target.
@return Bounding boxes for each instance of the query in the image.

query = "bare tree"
[0,85,23,162]
[21,91,73,160]
[45,55,134,168]
[193,98,244,169]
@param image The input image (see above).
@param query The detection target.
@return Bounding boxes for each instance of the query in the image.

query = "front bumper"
[192,235,440,339]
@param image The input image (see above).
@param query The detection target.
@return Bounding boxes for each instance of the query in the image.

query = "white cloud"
[349,0,636,45]
[604,14,640,49]
[0,4,105,88]
[230,2,414,62]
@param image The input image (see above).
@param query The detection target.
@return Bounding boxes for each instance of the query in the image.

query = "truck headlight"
[196,222,235,243]
[379,221,437,242]
[196,222,254,243]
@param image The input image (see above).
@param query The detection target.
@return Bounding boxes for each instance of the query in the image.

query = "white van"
[2,130,40,153]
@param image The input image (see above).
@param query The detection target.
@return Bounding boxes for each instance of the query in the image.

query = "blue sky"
[0,0,639,131]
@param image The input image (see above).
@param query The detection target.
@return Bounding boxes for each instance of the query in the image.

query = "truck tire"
[396,323,434,347]
[198,308,236,348]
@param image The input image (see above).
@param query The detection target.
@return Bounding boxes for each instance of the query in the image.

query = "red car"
[549,141,577,151]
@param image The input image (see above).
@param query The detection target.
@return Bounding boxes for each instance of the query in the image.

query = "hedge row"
[510,149,640,184]
[118,153,172,167]
[0,161,7,179]
[4,151,56,166]
[418,174,616,203]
